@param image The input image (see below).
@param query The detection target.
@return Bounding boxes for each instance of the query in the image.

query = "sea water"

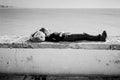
[0,8,120,36]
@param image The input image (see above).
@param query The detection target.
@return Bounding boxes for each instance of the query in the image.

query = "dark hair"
[39,28,50,36]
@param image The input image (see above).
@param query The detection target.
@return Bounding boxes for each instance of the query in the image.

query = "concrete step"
[0,49,120,76]
[0,36,120,76]
[0,42,120,50]
[0,74,120,80]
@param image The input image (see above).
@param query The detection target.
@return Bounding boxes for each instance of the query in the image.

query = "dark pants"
[63,33,101,42]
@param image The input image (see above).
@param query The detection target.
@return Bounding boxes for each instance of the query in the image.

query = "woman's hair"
[39,27,50,36]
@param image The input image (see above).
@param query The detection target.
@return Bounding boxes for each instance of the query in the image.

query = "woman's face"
[33,31,45,42]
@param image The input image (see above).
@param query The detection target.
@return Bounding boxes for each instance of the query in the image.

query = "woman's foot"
[100,30,107,41]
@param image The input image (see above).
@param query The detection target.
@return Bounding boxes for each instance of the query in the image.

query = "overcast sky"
[0,0,120,8]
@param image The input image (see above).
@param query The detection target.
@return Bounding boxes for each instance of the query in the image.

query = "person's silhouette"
[30,28,107,42]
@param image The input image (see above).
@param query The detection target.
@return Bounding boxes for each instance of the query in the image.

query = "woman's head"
[39,27,50,36]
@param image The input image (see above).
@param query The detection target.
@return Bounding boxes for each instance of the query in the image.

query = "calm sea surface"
[0,8,120,36]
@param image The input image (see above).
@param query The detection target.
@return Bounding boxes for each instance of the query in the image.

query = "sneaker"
[100,30,107,41]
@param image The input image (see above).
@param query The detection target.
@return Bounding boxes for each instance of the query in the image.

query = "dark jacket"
[45,32,64,42]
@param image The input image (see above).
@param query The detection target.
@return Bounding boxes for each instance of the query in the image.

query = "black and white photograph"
[0,0,120,80]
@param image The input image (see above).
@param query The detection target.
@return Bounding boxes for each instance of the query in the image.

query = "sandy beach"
[0,9,120,36]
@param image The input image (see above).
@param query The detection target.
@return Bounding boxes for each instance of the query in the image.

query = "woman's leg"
[82,33,101,41]
[84,30,107,41]
[63,31,107,42]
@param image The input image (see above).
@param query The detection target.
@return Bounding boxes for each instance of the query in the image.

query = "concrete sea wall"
[0,36,120,76]
[0,48,120,76]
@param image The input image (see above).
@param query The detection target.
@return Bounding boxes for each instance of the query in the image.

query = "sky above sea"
[1,0,120,8]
